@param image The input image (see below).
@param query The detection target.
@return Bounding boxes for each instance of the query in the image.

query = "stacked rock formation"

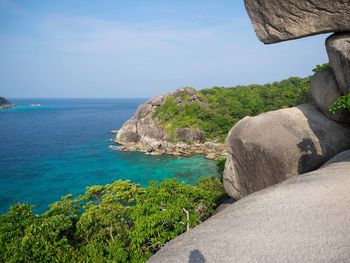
[115,88,226,159]
[224,0,350,199]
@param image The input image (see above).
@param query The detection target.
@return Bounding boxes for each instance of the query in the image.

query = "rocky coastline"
[0,96,13,109]
[114,88,226,160]
[115,139,226,160]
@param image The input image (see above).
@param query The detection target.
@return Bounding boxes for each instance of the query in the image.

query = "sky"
[0,0,329,98]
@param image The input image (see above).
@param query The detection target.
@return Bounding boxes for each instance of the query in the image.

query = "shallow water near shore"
[0,99,219,214]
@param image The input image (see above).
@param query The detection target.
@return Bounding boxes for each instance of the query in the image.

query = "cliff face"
[115,88,226,159]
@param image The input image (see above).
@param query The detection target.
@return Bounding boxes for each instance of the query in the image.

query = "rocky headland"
[114,77,312,160]
[0,96,13,109]
[115,88,226,159]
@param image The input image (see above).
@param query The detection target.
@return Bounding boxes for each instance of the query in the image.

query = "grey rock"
[311,68,350,123]
[173,87,197,97]
[176,142,188,150]
[148,151,350,262]
[223,104,350,199]
[205,153,217,160]
[148,95,169,106]
[116,119,139,143]
[212,198,235,215]
[175,128,205,144]
[134,103,153,119]
[244,0,350,44]
[138,125,164,141]
[326,32,350,94]
[322,149,350,166]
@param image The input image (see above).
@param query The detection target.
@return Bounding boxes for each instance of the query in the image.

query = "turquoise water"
[0,99,219,214]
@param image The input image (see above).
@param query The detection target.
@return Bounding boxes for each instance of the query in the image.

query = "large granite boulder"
[326,33,350,94]
[311,68,350,123]
[223,103,350,199]
[148,150,350,262]
[244,0,350,44]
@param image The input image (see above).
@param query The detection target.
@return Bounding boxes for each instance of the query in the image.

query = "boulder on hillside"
[311,68,350,123]
[149,150,350,262]
[326,33,350,94]
[223,103,350,199]
[244,0,350,44]
[175,128,205,144]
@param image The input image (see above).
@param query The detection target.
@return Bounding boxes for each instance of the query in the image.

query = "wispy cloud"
[0,1,328,98]
[36,14,241,56]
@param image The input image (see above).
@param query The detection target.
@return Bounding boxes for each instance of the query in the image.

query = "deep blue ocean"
[0,99,219,214]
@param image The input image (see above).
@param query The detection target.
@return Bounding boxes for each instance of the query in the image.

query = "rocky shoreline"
[113,88,226,160]
[114,138,226,160]
[0,104,13,109]
[0,96,13,109]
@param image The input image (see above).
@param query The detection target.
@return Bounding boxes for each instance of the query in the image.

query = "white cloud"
[0,6,329,97]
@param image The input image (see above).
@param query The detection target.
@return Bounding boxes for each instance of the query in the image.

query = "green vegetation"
[0,177,227,263]
[154,77,312,142]
[330,93,350,114]
[312,63,330,73]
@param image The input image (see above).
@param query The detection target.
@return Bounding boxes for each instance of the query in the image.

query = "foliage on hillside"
[0,177,227,263]
[312,63,331,73]
[153,77,312,142]
[330,93,350,114]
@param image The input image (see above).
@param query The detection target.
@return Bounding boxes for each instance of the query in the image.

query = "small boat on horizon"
[30,103,42,107]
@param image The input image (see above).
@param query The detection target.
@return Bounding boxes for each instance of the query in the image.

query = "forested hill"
[153,76,312,142]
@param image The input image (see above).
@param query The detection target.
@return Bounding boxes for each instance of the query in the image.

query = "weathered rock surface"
[115,88,226,159]
[149,151,350,262]
[311,68,350,122]
[223,103,350,199]
[326,32,350,94]
[244,0,350,44]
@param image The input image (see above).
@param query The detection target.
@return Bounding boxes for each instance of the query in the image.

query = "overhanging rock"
[244,0,350,44]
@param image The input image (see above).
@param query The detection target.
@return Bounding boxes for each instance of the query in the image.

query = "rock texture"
[115,88,226,159]
[311,68,350,122]
[148,150,350,262]
[223,103,350,199]
[326,32,350,94]
[244,0,350,44]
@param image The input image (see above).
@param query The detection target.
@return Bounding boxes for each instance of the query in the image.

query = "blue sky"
[0,0,329,98]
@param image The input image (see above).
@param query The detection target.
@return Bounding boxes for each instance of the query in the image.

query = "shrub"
[0,177,227,262]
[154,77,312,142]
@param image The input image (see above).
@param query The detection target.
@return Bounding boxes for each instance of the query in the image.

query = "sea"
[0,99,219,214]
